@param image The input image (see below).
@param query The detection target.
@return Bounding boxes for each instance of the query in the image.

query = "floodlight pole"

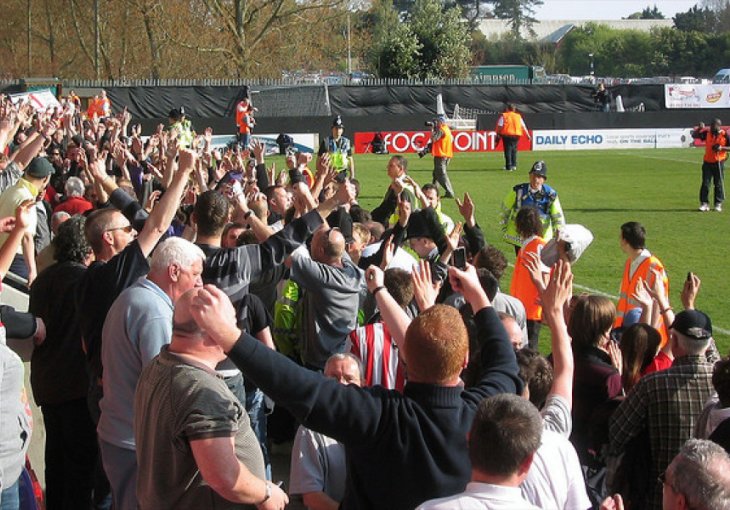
[588,53,594,77]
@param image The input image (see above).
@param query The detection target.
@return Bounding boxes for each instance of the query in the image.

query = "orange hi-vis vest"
[510,236,546,321]
[499,111,524,137]
[704,129,728,164]
[432,125,453,158]
[236,102,253,134]
[615,255,669,345]
[86,98,99,119]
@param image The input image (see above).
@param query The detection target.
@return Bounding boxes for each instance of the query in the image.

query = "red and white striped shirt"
[348,322,405,392]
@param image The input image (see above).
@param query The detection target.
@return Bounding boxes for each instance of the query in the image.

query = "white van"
[712,69,730,84]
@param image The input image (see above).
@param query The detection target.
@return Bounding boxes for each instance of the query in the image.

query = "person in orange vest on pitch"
[510,206,549,349]
[235,95,256,150]
[419,115,455,198]
[615,221,669,345]
[496,104,531,172]
[691,118,727,212]
[86,94,100,119]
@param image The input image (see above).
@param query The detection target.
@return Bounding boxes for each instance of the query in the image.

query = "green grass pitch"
[345,148,730,355]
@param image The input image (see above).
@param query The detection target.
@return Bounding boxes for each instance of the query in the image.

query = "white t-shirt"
[418,482,541,510]
[289,426,346,502]
[521,429,591,510]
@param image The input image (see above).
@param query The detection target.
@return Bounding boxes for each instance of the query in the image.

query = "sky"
[533,0,701,20]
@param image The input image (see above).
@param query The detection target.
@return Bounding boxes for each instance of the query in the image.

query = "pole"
[94,0,100,79]
[347,13,352,76]
[27,0,32,75]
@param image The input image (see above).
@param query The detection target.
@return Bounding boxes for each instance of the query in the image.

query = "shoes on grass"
[699,203,710,212]
[715,204,723,212]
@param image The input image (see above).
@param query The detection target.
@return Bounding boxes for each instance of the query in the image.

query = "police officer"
[319,115,354,179]
[500,161,565,253]
[168,108,194,149]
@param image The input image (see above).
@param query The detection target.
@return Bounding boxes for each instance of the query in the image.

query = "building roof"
[477,19,675,44]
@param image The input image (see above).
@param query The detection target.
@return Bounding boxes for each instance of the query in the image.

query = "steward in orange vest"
[421,115,455,198]
[496,104,531,172]
[691,118,727,212]
[616,221,669,345]
[509,206,549,349]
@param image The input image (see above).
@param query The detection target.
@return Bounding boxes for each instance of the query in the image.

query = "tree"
[409,0,471,78]
[489,0,543,39]
[674,5,719,32]
[626,5,665,19]
[367,0,471,79]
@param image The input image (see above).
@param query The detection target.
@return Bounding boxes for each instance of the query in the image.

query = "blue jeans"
[245,388,271,480]
[0,479,19,510]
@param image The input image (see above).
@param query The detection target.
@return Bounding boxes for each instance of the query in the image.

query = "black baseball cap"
[670,310,712,340]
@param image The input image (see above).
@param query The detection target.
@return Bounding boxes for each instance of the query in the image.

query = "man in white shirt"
[417,394,542,510]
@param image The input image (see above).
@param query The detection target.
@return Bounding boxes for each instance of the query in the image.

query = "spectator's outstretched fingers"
[522,251,547,295]
[380,234,395,270]
[456,192,476,227]
[542,259,573,316]
[190,285,242,352]
[412,259,441,312]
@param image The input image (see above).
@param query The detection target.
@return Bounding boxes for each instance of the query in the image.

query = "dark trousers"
[526,320,542,350]
[432,157,454,197]
[87,382,112,510]
[42,399,98,510]
[700,161,725,205]
[502,136,520,169]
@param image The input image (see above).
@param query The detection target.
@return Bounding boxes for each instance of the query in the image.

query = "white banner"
[9,89,61,111]
[532,128,695,151]
[665,84,730,109]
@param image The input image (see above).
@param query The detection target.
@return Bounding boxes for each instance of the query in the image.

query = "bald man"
[134,290,288,510]
[289,224,364,370]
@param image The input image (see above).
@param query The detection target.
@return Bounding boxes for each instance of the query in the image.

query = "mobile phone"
[452,246,467,270]
[687,271,692,282]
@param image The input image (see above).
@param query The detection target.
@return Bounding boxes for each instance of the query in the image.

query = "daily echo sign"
[353,130,532,154]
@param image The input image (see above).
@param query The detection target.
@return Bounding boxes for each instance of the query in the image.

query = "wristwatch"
[259,481,272,504]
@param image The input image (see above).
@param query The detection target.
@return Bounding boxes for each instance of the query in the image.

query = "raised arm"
[0,201,34,279]
[135,149,196,257]
[190,285,386,444]
[541,260,574,407]
[366,265,411,349]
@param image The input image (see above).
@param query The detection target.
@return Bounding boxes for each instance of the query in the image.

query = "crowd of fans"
[0,91,729,510]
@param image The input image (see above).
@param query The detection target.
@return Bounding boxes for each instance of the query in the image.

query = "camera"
[424,121,434,127]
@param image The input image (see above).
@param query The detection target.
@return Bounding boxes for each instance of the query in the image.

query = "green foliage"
[626,5,665,19]
[556,22,730,77]
[368,0,471,79]
[489,0,543,39]
[673,5,719,31]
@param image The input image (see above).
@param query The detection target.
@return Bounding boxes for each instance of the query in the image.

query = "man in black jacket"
[189,263,521,510]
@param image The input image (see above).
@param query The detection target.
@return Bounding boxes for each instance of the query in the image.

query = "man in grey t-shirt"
[290,224,364,370]
[134,290,288,510]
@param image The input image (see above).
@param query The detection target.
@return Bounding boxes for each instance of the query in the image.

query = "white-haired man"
[601,438,730,510]
[54,175,93,216]
[609,310,716,510]
[98,237,205,510]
